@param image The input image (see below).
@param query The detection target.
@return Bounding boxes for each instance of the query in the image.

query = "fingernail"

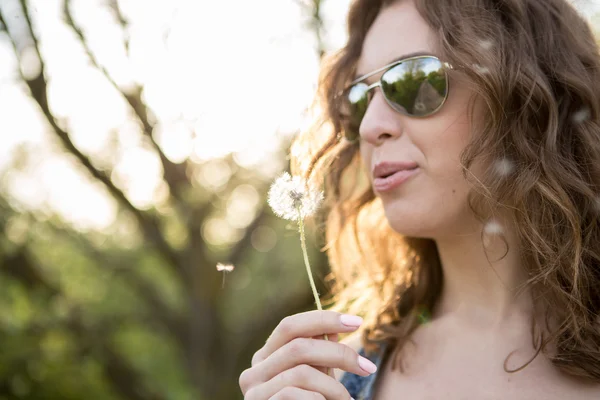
[340,314,363,327]
[358,355,377,374]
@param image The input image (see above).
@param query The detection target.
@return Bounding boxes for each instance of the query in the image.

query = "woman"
[239,0,600,398]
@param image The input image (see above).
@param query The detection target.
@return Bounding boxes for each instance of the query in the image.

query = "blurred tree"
[0,0,596,399]
[0,0,329,399]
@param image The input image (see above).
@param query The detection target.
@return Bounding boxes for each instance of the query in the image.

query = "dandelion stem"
[296,206,334,379]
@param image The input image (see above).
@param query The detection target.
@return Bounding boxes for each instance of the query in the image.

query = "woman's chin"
[387,220,428,238]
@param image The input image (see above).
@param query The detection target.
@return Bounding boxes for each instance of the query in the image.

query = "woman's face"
[357,0,483,239]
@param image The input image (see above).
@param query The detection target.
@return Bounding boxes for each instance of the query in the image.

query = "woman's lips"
[373,167,419,192]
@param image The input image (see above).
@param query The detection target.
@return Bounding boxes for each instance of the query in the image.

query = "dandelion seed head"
[216,263,235,272]
[289,189,304,209]
[484,220,504,235]
[267,172,324,221]
[493,158,515,177]
[572,107,591,124]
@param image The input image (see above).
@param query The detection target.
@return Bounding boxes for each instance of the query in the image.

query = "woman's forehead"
[355,1,436,78]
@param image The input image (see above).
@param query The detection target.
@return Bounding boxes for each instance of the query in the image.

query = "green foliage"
[7,2,600,400]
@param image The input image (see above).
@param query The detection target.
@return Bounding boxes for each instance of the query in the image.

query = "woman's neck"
[432,217,536,330]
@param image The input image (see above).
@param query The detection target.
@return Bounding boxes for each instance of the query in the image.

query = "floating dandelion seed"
[594,196,600,214]
[473,64,490,74]
[478,38,494,51]
[267,172,334,378]
[572,107,590,124]
[267,172,324,221]
[216,263,235,289]
[493,158,515,177]
[484,220,504,235]
[216,263,234,272]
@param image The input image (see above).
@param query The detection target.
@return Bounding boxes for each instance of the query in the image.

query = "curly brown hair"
[291,0,600,381]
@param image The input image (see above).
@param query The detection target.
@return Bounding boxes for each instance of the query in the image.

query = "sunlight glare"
[226,184,260,229]
[111,146,163,210]
[153,120,194,164]
[0,0,353,230]
[41,157,118,231]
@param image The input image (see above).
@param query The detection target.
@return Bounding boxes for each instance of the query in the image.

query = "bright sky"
[0,0,351,231]
[0,0,596,234]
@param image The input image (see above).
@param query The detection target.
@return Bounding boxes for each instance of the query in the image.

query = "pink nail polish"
[340,314,363,327]
[358,355,377,374]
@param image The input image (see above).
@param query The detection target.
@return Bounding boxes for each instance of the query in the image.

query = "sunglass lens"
[343,82,369,140]
[381,57,447,116]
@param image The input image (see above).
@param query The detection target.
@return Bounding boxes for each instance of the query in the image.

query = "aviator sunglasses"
[340,54,453,141]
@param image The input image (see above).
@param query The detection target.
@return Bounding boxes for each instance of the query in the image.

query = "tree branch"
[294,0,326,59]
[311,0,326,60]
[107,0,130,54]
[63,0,192,207]
[1,1,186,286]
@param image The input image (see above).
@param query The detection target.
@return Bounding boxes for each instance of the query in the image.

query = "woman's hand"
[238,310,378,399]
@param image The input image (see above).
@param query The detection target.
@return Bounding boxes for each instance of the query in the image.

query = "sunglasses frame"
[341,55,454,141]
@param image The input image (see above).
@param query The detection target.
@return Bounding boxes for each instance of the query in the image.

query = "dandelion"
[267,172,323,221]
[216,263,235,289]
[267,172,334,376]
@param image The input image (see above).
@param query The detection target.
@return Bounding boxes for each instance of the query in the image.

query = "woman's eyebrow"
[353,50,434,82]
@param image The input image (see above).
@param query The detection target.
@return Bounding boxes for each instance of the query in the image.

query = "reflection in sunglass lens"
[381,58,446,116]
[345,83,369,140]
[342,56,448,141]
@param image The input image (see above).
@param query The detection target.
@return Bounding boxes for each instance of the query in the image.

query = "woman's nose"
[359,88,404,145]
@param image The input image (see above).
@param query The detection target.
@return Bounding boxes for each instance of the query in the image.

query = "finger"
[312,333,338,376]
[310,333,338,377]
[269,386,326,400]
[314,366,336,380]
[244,337,377,387]
[252,311,363,366]
[312,333,339,342]
[245,364,350,400]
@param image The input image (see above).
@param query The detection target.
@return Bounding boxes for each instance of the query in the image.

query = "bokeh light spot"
[251,225,277,252]
[195,159,232,190]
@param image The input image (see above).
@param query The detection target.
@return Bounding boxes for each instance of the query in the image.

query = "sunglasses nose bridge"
[367,81,381,91]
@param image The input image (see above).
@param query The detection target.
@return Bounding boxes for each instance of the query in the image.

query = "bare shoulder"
[334,331,363,382]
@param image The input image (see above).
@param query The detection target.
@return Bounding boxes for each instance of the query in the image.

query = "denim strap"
[340,342,388,400]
